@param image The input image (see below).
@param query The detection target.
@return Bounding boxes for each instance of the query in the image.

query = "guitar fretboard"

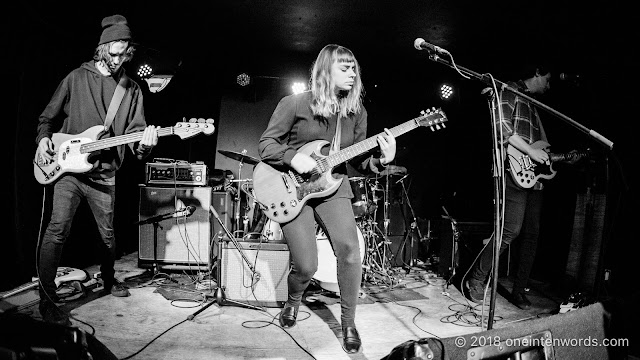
[79,127,177,153]
[325,114,443,168]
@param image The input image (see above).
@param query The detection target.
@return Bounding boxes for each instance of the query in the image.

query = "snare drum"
[313,225,365,294]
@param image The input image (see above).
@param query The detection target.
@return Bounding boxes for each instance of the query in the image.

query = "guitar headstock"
[417,107,448,131]
[172,121,216,139]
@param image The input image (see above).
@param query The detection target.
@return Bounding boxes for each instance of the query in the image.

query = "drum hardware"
[395,174,423,272]
[218,149,259,237]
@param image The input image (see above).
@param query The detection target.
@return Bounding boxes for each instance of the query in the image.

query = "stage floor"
[4,251,570,360]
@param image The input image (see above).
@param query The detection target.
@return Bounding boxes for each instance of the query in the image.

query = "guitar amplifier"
[145,161,208,186]
[219,239,289,307]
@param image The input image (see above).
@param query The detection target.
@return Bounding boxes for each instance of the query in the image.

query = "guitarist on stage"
[465,61,552,310]
[35,15,158,326]
[258,44,396,354]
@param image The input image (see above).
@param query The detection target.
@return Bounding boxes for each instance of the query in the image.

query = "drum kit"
[218,148,415,292]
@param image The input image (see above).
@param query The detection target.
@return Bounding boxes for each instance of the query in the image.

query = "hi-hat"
[218,150,260,165]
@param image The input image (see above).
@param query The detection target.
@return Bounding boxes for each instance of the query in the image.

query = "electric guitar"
[0,267,88,300]
[253,108,448,223]
[507,140,588,188]
[33,122,216,185]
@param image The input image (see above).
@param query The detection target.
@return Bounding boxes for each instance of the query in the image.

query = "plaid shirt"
[499,80,547,190]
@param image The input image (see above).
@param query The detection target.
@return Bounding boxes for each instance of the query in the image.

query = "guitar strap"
[104,75,129,132]
[330,115,342,154]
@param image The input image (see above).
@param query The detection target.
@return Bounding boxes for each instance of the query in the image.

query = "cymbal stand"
[233,150,248,237]
[441,205,460,287]
[188,206,262,321]
[397,175,423,272]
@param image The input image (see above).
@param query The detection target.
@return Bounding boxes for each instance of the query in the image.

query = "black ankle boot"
[342,326,362,354]
[279,305,298,328]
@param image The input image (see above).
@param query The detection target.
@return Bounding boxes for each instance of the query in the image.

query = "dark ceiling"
[20,1,635,79]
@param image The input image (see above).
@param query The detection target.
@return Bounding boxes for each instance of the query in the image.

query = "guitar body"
[0,267,88,300]
[507,140,556,188]
[253,140,342,223]
[34,126,105,185]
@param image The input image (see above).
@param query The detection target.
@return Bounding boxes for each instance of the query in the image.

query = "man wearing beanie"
[35,14,159,326]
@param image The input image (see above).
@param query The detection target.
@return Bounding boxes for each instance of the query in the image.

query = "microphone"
[135,205,196,225]
[559,73,581,82]
[173,205,197,218]
[414,38,447,53]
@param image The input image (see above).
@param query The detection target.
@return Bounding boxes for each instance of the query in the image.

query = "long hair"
[93,40,136,63]
[309,44,364,118]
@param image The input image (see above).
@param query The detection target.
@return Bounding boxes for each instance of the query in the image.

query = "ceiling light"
[439,84,454,100]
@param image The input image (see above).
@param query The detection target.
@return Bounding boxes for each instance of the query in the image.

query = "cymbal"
[218,150,260,165]
[368,165,408,178]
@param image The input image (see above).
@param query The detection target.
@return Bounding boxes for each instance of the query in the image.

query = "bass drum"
[261,219,283,241]
[313,225,365,294]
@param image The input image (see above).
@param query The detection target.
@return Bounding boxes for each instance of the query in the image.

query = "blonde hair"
[310,44,364,118]
[93,40,135,63]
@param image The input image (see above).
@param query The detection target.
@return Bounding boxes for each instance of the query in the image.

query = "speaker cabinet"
[219,239,289,307]
[383,302,612,360]
[138,186,231,270]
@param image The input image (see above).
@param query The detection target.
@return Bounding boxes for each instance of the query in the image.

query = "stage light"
[144,75,173,93]
[137,64,153,79]
[439,84,454,100]
[237,73,251,87]
[291,82,306,94]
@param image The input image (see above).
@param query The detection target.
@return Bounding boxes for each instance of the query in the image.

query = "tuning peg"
[206,118,215,124]
[189,117,197,123]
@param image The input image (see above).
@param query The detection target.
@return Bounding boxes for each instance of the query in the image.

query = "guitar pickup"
[282,173,293,193]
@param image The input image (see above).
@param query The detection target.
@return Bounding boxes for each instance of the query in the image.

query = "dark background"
[6,1,638,303]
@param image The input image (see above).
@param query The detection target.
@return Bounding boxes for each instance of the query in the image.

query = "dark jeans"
[470,175,543,294]
[38,175,117,300]
[280,196,362,328]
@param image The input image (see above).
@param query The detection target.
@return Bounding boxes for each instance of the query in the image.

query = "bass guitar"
[507,140,588,188]
[0,267,88,300]
[253,108,448,223]
[33,122,215,185]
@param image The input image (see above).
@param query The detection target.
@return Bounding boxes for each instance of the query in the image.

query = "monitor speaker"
[219,239,289,307]
[138,186,231,270]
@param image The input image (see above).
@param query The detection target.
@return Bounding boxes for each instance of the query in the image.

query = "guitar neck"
[550,151,586,163]
[326,117,421,167]
[79,127,175,153]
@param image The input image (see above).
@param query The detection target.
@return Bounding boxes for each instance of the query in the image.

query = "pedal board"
[145,160,208,186]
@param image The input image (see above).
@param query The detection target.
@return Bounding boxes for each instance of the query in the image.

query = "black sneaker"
[102,279,131,297]
[39,299,72,327]
[511,291,532,310]
[465,278,485,304]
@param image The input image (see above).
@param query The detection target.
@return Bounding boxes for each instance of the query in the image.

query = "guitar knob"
[273,211,278,217]
[290,200,297,207]
[270,203,276,209]
[283,210,289,215]
[280,202,286,207]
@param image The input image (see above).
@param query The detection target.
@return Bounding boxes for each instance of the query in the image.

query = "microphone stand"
[135,208,189,275]
[421,50,613,330]
[424,52,614,150]
[187,205,262,321]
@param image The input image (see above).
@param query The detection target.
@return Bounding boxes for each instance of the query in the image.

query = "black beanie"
[99,15,132,45]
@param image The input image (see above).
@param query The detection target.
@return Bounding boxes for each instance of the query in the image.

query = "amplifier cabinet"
[219,240,289,307]
[138,187,231,270]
